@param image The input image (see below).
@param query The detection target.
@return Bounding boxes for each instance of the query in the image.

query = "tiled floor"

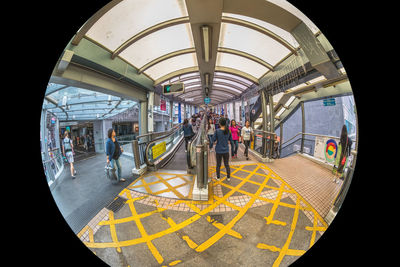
[265,154,342,218]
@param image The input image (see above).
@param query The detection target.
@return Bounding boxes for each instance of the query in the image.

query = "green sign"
[204,97,210,104]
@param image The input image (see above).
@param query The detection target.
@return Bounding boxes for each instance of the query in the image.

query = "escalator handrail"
[186,117,206,169]
[144,124,183,167]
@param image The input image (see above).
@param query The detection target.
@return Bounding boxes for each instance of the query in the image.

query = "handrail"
[144,124,183,167]
[281,132,356,147]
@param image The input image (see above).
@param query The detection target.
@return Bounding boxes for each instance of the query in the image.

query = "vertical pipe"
[300,101,305,154]
[260,89,268,158]
[169,100,173,129]
[268,93,275,158]
[279,122,283,158]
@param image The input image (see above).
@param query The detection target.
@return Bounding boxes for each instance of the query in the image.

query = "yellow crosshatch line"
[79,163,328,267]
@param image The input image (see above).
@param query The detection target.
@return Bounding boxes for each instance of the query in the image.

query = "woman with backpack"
[229,119,240,158]
[62,131,77,178]
[212,117,233,182]
[333,125,352,183]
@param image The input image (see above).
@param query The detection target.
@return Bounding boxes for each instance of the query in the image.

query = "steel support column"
[300,101,305,154]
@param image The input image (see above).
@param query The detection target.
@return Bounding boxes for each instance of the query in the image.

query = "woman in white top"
[62,131,77,178]
[240,120,253,160]
[207,118,216,151]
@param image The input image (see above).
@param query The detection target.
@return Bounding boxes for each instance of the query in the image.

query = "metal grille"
[209,214,223,224]
[106,196,127,213]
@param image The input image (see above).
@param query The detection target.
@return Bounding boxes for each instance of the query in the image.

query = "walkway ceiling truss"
[72,0,321,106]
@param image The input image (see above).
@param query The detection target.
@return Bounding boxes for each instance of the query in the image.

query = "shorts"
[66,151,74,163]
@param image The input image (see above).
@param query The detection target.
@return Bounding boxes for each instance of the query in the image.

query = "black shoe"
[246,157,249,160]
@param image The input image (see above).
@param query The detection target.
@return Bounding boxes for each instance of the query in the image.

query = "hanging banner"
[160,99,166,111]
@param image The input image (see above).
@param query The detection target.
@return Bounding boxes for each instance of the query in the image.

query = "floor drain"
[209,214,223,224]
[106,196,127,213]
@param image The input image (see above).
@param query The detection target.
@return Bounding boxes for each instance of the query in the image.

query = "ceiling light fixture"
[201,26,211,62]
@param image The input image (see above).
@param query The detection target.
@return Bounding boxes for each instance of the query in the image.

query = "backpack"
[63,138,72,152]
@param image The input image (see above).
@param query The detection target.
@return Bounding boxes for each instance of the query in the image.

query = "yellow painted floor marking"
[182,235,198,249]
[155,174,185,199]
[88,227,94,243]
[195,164,270,252]
[272,196,301,267]
[169,260,182,266]
[206,216,242,239]
[257,243,306,257]
[125,190,164,264]
[265,182,285,225]
[213,195,242,211]
[77,225,90,239]
[108,210,122,253]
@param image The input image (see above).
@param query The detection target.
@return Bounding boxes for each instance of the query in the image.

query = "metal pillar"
[279,122,283,158]
[268,93,275,158]
[148,92,154,133]
[260,89,268,158]
[139,101,148,135]
[169,100,173,129]
[300,101,305,154]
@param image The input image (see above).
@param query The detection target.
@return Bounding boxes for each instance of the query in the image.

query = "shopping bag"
[105,162,117,180]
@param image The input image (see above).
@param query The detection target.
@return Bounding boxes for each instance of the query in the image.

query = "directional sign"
[205,97,210,104]
[323,98,336,106]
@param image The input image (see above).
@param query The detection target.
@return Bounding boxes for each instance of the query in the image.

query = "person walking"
[333,125,352,183]
[105,128,126,182]
[212,117,233,182]
[183,119,195,152]
[62,131,77,178]
[229,119,240,158]
[241,120,254,160]
[207,118,216,152]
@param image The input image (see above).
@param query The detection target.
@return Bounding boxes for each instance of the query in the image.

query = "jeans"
[231,140,238,156]
[216,153,230,178]
[208,135,214,149]
[244,140,251,157]
[111,158,122,181]
[184,136,192,151]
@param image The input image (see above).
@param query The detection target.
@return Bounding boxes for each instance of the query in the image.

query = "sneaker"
[119,178,126,182]
[215,177,220,181]
[227,177,231,182]
[72,174,76,179]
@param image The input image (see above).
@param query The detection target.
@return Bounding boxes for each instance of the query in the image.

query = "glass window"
[144,53,198,80]
[86,0,188,51]
[214,72,253,86]
[211,84,242,95]
[213,78,248,90]
[222,12,299,48]
[219,23,291,67]
[216,52,269,79]
[119,23,194,69]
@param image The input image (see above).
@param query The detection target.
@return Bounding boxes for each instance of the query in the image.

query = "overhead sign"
[204,97,210,104]
[323,98,336,106]
[163,83,185,95]
[152,141,166,160]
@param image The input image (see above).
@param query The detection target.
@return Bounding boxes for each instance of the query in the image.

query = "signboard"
[152,141,166,160]
[323,98,336,106]
[314,136,339,163]
[160,99,166,111]
[204,97,210,104]
[163,83,184,95]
